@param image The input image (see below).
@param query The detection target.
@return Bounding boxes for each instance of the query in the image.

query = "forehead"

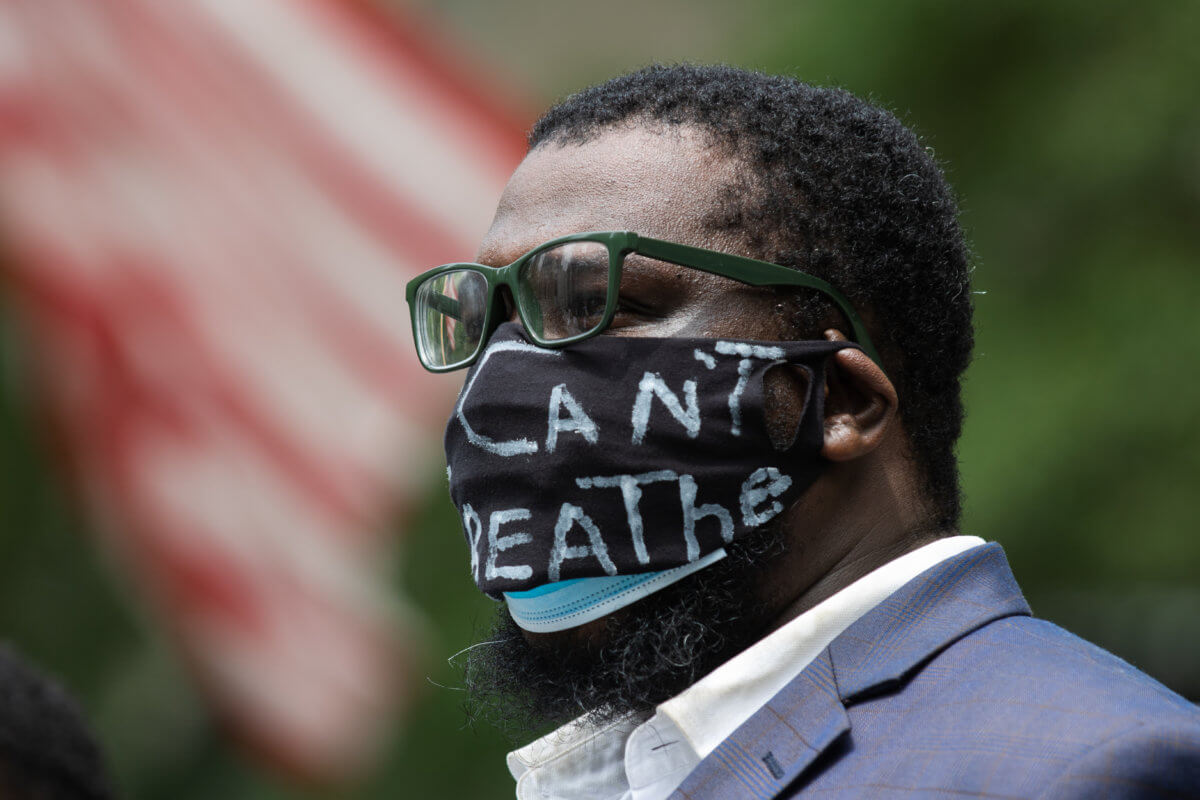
[478,125,745,264]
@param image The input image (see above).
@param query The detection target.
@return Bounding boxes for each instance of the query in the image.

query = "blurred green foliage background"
[1,1,1197,797]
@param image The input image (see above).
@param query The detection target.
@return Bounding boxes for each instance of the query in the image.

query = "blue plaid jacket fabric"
[670,544,1200,799]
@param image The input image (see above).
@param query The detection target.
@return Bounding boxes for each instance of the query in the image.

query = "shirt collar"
[507,714,643,799]
[656,534,985,757]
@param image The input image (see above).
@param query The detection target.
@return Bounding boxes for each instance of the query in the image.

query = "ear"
[821,329,898,462]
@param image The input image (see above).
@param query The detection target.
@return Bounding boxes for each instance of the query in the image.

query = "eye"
[561,289,610,329]
[567,290,608,315]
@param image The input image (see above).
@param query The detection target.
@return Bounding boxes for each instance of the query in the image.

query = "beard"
[461,522,788,738]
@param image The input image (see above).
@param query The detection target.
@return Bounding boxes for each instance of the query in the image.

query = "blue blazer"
[670,544,1200,799]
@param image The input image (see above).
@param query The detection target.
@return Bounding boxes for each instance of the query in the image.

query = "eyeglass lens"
[517,241,612,341]
[414,268,489,368]
[414,241,614,369]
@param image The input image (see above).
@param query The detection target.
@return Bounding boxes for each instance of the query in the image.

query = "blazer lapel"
[828,543,1031,703]
[671,648,849,800]
[671,543,1031,800]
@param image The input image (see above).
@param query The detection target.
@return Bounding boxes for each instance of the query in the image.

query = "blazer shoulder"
[1036,721,1200,799]
[938,614,1200,724]
[804,616,1200,799]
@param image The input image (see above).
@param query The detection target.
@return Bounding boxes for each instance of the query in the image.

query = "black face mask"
[444,322,851,599]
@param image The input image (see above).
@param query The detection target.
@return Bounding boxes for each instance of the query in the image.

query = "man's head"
[461,64,972,730]
[486,63,971,528]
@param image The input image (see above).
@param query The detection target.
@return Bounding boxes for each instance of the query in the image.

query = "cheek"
[763,365,811,450]
[688,281,799,342]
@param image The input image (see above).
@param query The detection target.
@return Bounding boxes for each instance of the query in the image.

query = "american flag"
[0,0,524,781]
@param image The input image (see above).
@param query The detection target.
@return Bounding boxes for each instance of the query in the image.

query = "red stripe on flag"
[110,0,485,267]
[8,253,379,535]
[302,0,533,164]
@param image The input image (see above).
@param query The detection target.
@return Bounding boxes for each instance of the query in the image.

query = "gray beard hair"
[460,522,788,740]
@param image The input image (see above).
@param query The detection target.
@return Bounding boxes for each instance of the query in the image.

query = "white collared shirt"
[507,535,987,800]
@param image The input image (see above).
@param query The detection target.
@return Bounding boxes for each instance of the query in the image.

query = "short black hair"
[0,645,113,800]
[530,64,973,528]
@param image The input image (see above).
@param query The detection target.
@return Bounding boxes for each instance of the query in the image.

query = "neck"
[768,524,950,633]
[757,444,946,633]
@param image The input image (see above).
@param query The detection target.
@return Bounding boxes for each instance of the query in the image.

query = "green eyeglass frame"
[405,230,882,372]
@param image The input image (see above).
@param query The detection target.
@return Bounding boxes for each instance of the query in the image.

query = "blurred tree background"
[1,0,1197,797]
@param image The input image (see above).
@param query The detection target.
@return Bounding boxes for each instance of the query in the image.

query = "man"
[407,65,1200,798]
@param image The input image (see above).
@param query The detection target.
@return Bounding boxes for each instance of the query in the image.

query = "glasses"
[405,231,881,372]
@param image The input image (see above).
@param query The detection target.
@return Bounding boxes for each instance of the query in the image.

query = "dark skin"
[477,124,944,653]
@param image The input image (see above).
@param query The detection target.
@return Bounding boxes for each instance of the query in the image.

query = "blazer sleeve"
[1038,722,1200,799]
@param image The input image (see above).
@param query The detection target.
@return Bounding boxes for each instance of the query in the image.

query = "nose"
[495,285,520,324]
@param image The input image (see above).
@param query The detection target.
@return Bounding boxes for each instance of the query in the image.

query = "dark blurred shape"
[0,644,112,800]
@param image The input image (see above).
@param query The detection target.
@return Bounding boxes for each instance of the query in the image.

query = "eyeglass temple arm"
[422,291,463,320]
[633,236,884,369]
